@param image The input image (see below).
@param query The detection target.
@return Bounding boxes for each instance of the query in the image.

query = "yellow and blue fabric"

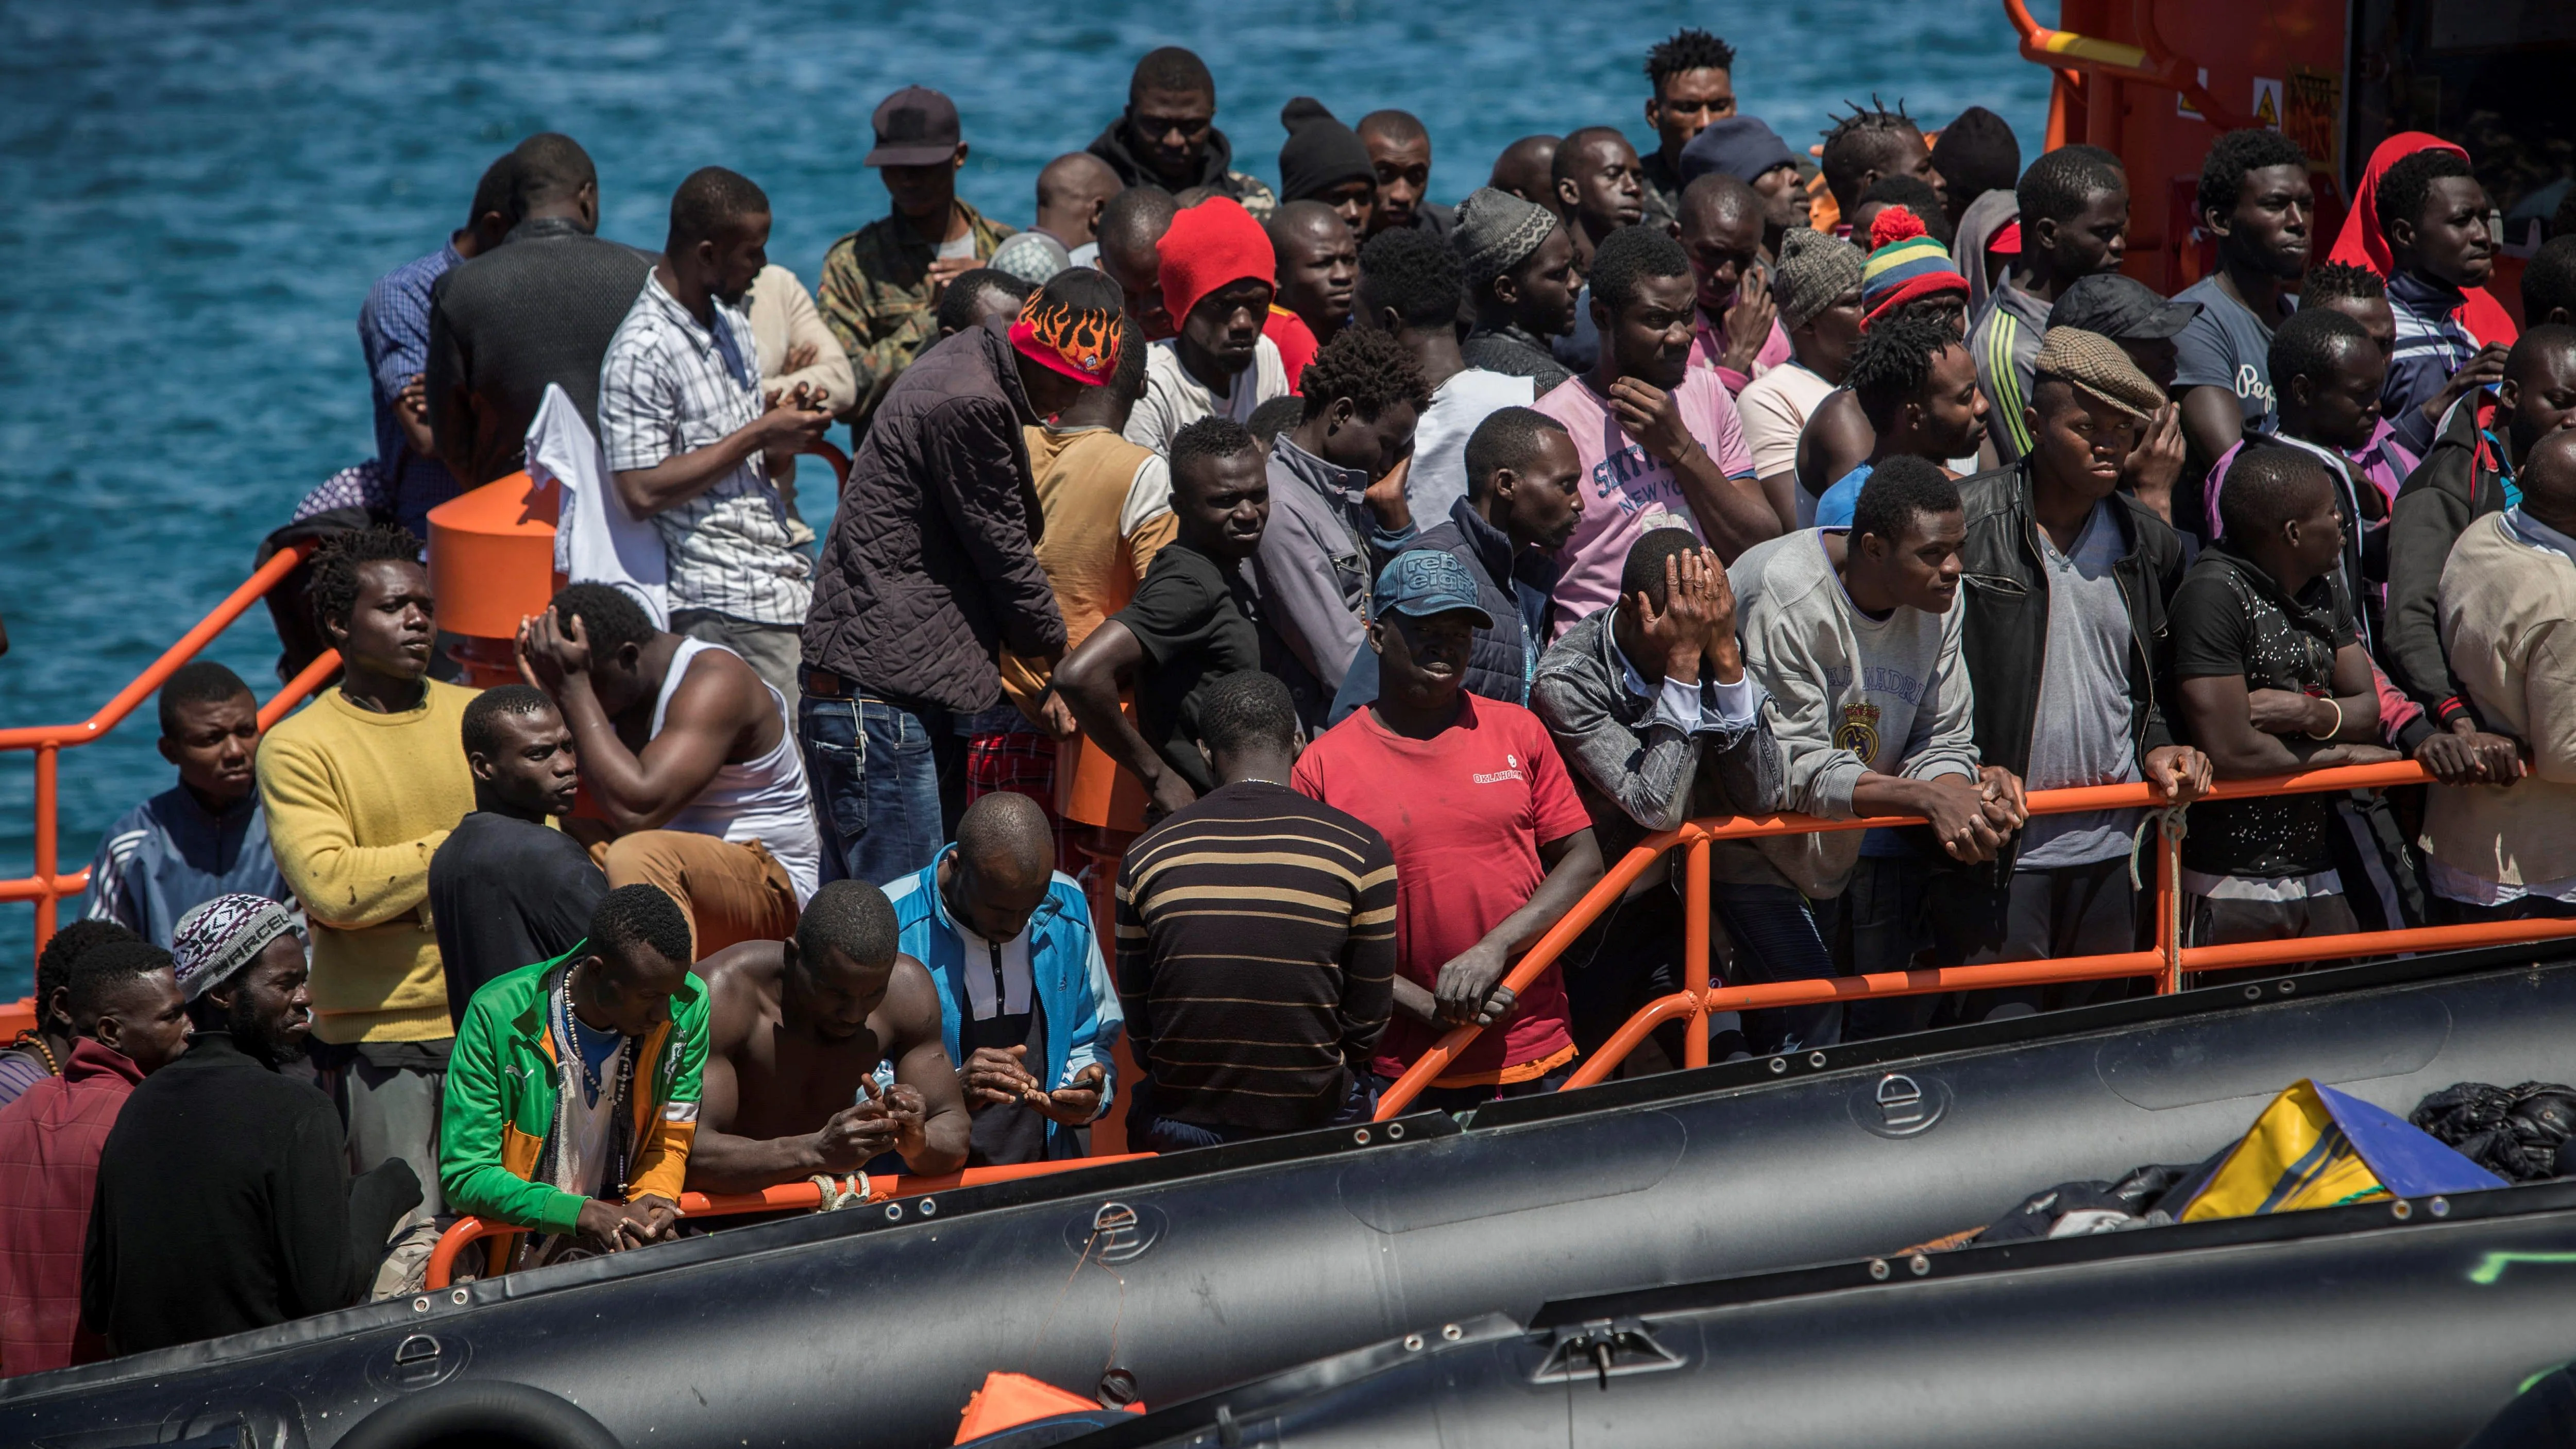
[2174,1079,2505,1223]
[1858,207,1969,328]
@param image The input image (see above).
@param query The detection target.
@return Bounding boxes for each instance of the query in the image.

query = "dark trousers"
[1561,883,1687,1063]
[2433,894,2576,925]
[2181,885,2360,989]
[1129,1073,1376,1151]
[1375,1060,1577,1117]
[1711,884,1841,1055]
[1932,858,2143,1024]
[799,690,965,887]
[1814,856,1936,1041]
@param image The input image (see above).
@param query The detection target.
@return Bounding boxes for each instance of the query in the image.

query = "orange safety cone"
[953,1371,1143,1443]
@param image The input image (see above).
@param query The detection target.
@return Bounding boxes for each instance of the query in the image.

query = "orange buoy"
[426,471,562,687]
[953,1371,1142,1443]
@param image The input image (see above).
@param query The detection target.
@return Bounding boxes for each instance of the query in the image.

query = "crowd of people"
[6,27,2576,1377]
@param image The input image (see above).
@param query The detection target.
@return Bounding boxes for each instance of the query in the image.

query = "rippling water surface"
[0,0,2053,985]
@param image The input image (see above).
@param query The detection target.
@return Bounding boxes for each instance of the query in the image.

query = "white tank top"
[649,638,822,902]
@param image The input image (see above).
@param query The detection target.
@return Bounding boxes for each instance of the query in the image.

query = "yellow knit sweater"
[256,680,478,1043]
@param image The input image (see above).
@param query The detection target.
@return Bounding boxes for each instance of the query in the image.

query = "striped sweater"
[1114,781,1397,1133]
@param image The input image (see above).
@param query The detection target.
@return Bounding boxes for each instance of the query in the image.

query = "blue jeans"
[1713,883,1841,1055]
[799,691,961,887]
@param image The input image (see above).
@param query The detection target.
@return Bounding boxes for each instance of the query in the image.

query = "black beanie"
[1277,97,1375,203]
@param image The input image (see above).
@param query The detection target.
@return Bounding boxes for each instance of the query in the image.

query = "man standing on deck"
[599,166,831,709]
[1636,28,1739,235]
[1087,47,1276,218]
[686,880,971,1191]
[360,151,516,540]
[426,134,653,489]
[1971,145,2129,465]
[1125,199,1292,455]
[1357,110,1452,241]
[257,527,474,1281]
[2173,130,2314,488]
[83,661,291,948]
[818,86,1015,433]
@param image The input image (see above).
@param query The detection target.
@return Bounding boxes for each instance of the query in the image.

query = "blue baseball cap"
[1372,550,1493,627]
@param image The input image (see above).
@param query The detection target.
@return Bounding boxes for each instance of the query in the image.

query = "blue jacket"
[884,850,1124,1154]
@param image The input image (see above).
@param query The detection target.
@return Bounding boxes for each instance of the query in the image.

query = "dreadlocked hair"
[1846,314,1959,431]
[308,525,425,632]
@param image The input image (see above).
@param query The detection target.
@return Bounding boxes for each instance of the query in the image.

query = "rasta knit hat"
[2034,327,2165,419]
[1858,205,1970,327]
[1277,97,1376,204]
[171,893,301,1003]
[1452,186,1559,288]
[1157,197,1277,330]
[1772,226,1866,330]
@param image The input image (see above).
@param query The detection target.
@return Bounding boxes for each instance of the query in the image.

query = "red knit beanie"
[1157,198,1277,330]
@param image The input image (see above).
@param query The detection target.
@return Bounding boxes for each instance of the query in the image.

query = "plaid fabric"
[965,731,1079,876]
[358,242,464,533]
[599,271,812,627]
[0,1043,138,1374]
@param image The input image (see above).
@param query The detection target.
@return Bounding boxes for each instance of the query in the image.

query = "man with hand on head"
[883,794,1123,1166]
[0,941,188,1376]
[1126,198,1292,454]
[1056,417,1270,823]
[601,166,827,709]
[1530,529,1780,1058]
[819,86,1015,431]
[1456,186,1581,397]
[1940,329,2211,1024]
[427,685,609,1024]
[1295,551,1605,1111]
[688,881,970,1190]
[439,886,703,1272]
[1117,671,1397,1148]
[87,897,422,1353]
[1266,199,1359,387]
[1537,225,1773,634]
[84,661,290,947]
[2044,274,2196,523]
[520,583,819,958]
[1677,173,1790,396]
[1727,460,2022,1051]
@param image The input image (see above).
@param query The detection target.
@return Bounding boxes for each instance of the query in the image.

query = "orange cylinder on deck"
[426,471,562,687]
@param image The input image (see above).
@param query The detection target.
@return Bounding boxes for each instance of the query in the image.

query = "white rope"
[808,1172,871,1211]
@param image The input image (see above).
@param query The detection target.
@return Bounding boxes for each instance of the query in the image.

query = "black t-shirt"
[957,947,1050,1168]
[2168,545,2358,878]
[428,811,610,1026]
[1109,541,1262,795]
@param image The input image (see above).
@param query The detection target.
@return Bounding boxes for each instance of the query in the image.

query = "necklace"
[9,1031,58,1077]
[557,966,616,1101]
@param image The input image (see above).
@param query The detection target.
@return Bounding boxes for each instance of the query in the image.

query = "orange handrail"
[1374,759,2576,1118]
[423,1153,1157,1291]
[3,543,337,959]
[1998,0,2248,131]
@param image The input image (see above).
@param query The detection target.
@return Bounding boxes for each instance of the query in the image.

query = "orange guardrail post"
[1682,832,1711,1071]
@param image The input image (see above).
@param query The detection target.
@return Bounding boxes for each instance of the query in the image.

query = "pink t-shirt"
[1534,367,1757,634]
[1689,313,1793,396]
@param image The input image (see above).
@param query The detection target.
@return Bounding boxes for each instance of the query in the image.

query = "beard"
[228,993,306,1069]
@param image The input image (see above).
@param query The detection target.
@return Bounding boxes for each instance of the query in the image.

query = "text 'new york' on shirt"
[1534,366,1756,634]
[1290,694,1593,1085]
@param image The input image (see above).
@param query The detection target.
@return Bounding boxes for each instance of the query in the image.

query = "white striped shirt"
[599,271,813,627]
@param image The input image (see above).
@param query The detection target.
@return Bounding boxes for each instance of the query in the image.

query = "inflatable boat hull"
[7,943,2572,1449]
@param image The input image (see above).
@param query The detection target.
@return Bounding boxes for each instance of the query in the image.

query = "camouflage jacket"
[817,198,1015,428]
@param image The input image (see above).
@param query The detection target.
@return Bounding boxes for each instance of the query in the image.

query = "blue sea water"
[0,0,2053,988]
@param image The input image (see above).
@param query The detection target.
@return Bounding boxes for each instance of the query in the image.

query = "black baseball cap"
[866,86,961,167]
[2047,274,2201,340]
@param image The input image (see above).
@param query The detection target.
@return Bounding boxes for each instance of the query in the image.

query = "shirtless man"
[686,880,971,1193]
[520,582,824,957]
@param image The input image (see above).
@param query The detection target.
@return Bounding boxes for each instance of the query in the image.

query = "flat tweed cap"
[2035,326,2165,419]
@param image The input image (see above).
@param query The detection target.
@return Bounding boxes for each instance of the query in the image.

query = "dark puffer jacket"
[801,323,1066,713]
[1406,497,1560,706]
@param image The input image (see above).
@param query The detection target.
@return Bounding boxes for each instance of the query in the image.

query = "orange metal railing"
[423,1153,1157,1291]
[1374,760,2576,1118]
[4,544,337,965]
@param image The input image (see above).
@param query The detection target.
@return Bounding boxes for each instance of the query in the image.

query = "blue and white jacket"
[884,851,1124,1154]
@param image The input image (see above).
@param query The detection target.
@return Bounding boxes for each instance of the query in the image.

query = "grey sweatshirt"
[1726,529,1982,896]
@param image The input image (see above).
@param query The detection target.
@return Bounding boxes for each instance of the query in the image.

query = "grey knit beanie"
[1772,227,1866,330]
[1451,186,1559,288]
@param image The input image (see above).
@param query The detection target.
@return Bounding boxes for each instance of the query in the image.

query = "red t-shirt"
[1265,307,1319,396]
[1291,694,1592,1084]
